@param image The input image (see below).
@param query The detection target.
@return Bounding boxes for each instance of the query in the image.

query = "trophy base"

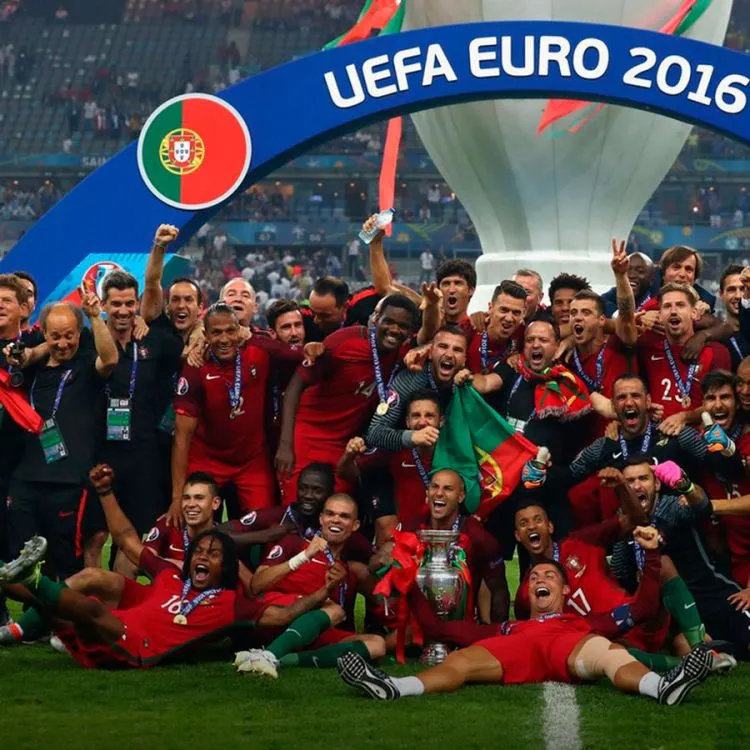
[470,250,614,313]
[420,643,450,666]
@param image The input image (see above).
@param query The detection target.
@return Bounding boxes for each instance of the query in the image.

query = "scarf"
[516,356,592,421]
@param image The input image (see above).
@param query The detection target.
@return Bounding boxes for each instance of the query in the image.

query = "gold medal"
[173,614,188,625]
[681,395,691,409]
[376,402,389,416]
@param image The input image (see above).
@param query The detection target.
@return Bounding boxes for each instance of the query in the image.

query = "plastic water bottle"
[359,208,395,245]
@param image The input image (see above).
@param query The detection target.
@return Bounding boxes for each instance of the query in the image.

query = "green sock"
[627,648,681,671]
[661,577,705,648]
[25,576,67,610]
[265,610,331,660]
[15,606,48,641]
[280,639,370,668]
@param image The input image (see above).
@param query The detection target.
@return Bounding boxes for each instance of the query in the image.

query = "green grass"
[4,556,750,749]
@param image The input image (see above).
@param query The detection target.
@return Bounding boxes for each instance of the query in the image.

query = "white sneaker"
[49,634,70,655]
[707,649,737,675]
[235,648,279,678]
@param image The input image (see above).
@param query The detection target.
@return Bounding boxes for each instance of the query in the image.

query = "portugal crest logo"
[137,93,252,211]
[160,129,205,176]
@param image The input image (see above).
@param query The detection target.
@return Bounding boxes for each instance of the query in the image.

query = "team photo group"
[1,222,750,711]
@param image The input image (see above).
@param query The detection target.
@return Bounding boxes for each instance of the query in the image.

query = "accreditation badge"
[106,398,132,441]
[39,418,68,463]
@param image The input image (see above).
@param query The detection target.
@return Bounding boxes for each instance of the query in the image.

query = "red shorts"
[474,631,585,684]
[279,434,353,505]
[188,451,275,513]
[55,621,142,670]
[117,577,152,610]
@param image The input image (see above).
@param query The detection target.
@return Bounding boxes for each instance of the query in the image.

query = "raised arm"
[611,239,637,346]
[169,413,198,528]
[251,535,329,594]
[142,224,179,322]
[81,291,118,377]
[89,464,143,565]
[275,371,308,478]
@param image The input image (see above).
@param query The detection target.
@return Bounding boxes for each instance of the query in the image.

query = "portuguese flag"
[138,94,251,210]
[432,385,537,520]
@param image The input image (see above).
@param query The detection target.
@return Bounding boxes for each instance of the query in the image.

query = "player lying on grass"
[0,467,347,669]
[234,493,385,678]
[338,527,714,706]
[0,468,231,646]
[513,467,735,673]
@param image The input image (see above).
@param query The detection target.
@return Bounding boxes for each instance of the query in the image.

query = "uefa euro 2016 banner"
[2,20,750,306]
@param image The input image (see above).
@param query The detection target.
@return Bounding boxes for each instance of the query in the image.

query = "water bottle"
[359,208,395,245]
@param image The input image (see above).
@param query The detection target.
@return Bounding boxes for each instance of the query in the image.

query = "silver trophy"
[416,528,466,666]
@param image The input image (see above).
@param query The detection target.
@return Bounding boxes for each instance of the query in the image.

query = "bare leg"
[83,531,107,569]
[417,645,504,693]
[65,567,126,609]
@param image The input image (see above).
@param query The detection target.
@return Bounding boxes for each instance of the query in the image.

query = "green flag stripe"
[141,101,183,202]
[675,0,713,36]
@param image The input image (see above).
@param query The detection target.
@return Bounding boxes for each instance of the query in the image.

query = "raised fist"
[154,224,179,246]
[89,464,115,494]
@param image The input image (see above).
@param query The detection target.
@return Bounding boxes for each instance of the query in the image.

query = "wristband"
[154,241,167,249]
[288,551,310,572]
[676,481,695,495]
[98,488,113,496]
[722,440,737,458]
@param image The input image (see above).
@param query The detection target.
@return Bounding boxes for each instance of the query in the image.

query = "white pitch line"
[542,682,582,750]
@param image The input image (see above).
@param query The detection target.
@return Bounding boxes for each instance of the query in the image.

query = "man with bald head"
[221,277,258,329]
[5,294,118,578]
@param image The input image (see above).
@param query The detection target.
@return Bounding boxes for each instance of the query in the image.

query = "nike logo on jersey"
[311,558,328,566]
[612,452,623,459]
[206,374,221,380]
[401,462,416,469]
[650,355,665,361]
[169,544,183,553]
[684,602,696,610]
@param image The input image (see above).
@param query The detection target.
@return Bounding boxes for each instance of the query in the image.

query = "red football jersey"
[515,518,628,618]
[294,326,407,444]
[568,335,634,399]
[144,517,191,564]
[467,331,521,374]
[260,534,356,605]
[174,342,271,466]
[636,331,730,418]
[700,432,750,587]
[115,549,265,662]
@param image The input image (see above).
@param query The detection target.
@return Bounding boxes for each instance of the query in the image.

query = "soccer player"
[400,468,509,623]
[1,466,221,646]
[611,458,750,660]
[237,494,384,677]
[0,482,346,670]
[694,371,750,593]
[337,532,713,706]
[466,281,526,373]
[339,390,442,543]
[600,252,656,316]
[717,264,748,369]
[169,303,303,522]
[275,293,418,502]
[436,259,475,328]
[632,283,730,417]
[301,276,350,342]
[364,327,466,452]
[548,272,591,330]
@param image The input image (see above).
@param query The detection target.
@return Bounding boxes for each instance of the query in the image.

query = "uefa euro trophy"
[416,529,466,666]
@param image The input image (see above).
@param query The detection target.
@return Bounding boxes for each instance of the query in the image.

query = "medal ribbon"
[730,336,745,362]
[618,422,653,461]
[316,532,347,606]
[633,539,645,573]
[228,350,242,411]
[106,341,138,399]
[663,340,697,404]
[282,506,316,540]
[571,345,605,392]
[509,374,536,421]
[369,325,399,405]
[182,528,190,554]
[552,542,560,563]
[480,332,514,371]
[177,578,221,619]
[411,448,430,488]
[31,369,72,417]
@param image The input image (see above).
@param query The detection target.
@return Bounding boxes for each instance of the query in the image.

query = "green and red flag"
[138,93,252,211]
[432,385,537,520]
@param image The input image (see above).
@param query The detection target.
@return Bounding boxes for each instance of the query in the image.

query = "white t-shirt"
[420,251,434,270]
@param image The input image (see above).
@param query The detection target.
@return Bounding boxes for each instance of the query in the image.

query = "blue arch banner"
[3,20,750,305]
